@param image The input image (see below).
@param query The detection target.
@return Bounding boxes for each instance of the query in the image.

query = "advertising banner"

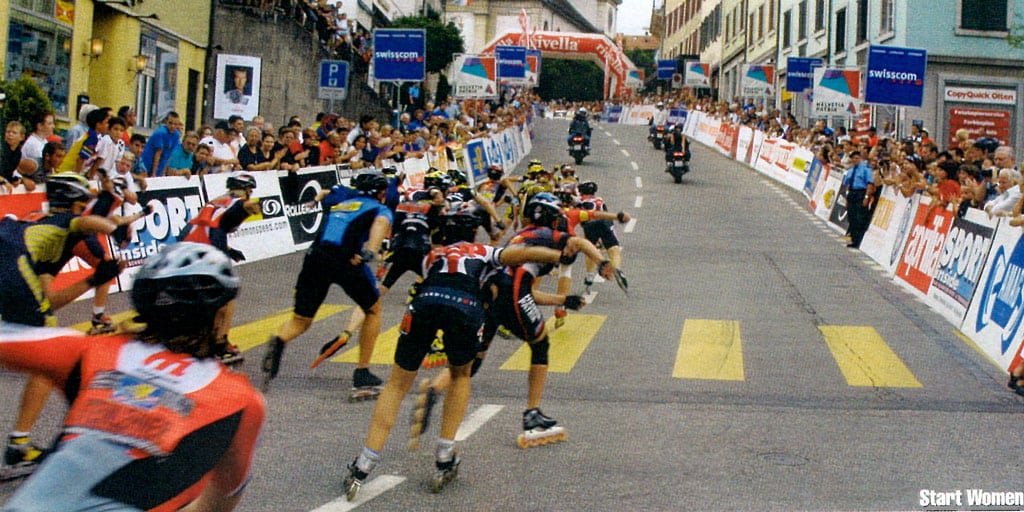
[947,107,1012,147]
[741,64,774,97]
[202,172,294,263]
[812,68,861,117]
[213,54,262,121]
[962,219,1024,372]
[786,57,822,93]
[926,208,997,324]
[452,54,498,99]
[525,49,542,86]
[861,187,920,276]
[865,45,927,107]
[684,61,711,87]
[372,29,426,82]
[827,182,852,234]
[280,168,340,249]
[894,198,954,298]
[495,45,528,81]
[0,192,46,218]
[464,138,489,184]
[657,59,677,80]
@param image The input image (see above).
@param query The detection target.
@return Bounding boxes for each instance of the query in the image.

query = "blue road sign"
[372,29,426,82]
[495,45,527,80]
[319,60,349,100]
[865,45,927,107]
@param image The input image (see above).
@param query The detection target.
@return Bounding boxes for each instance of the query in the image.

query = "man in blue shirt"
[140,111,183,177]
[843,151,876,249]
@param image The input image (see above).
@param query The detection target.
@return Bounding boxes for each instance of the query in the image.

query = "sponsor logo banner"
[865,45,927,107]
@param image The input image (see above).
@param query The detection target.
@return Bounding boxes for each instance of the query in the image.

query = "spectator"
[201,121,241,173]
[20,111,56,166]
[64,104,97,149]
[166,132,201,177]
[984,168,1022,217]
[1,121,26,182]
[237,126,265,171]
[116,105,137,144]
[140,111,184,177]
[192,143,215,176]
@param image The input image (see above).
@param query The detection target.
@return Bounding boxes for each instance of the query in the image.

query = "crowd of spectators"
[0,92,538,196]
[609,91,1022,223]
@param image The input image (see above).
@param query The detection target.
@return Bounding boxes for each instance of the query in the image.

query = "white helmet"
[577,107,587,115]
[656,101,664,108]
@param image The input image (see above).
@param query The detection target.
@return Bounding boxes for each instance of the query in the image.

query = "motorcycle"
[649,125,666,150]
[568,134,588,165]
[666,150,690,183]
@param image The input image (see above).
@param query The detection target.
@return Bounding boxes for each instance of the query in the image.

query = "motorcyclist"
[568,108,592,151]
[664,123,690,172]
[649,101,669,139]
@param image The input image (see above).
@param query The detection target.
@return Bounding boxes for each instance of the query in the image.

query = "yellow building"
[2,0,210,133]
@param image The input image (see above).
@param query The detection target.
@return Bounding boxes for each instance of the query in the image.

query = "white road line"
[583,291,599,304]
[612,138,621,145]
[621,149,630,157]
[310,475,406,511]
[455,404,504,441]
[630,161,639,171]
[624,218,637,233]
[635,176,643,189]
[634,196,643,208]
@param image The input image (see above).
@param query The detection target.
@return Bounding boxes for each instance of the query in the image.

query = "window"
[814,0,826,32]
[758,5,764,40]
[856,0,869,44]
[879,0,894,34]
[768,1,775,32]
[782,10,792,48]
[5,12,72,117]
[960,0,1008,32]
[798,0,808,40]
[835,8,848,53]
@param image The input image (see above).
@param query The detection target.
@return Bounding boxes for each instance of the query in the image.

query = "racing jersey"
[182,195,251,252]
[316,193,393,257]
[504,226,571,278]
[0,323,265,511]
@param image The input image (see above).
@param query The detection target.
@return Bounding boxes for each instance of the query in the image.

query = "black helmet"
[437,213,480,245]
[47,172,93,208]
[131,242,240,327]
[424,169,450,191]
[524,192,563,227]
[578,181,598,195]
[447,169,468,186]
[226,172,257,191]
[352,170,389,195]
[381,166,399,176]
[554,190,576,207]
[487,164,504,180]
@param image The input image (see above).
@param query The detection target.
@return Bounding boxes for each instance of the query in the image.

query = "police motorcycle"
[663,124,691,183]
[568,108,592,165]
[648,102,669,150]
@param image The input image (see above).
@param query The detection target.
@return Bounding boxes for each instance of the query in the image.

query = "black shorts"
[381,248,426,289]
[0,222,54,327]
[582,221,619,249]
[393,287,484,371]
[487,270,545,342]
[293,246,380,318]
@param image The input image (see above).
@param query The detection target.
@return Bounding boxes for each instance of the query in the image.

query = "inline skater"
[577,181,630,294]
[343,212,574,499]
[0,172,125,481]
[0,242,264,511]
[180,171,261,365]
[261,170,393,398]
[407,193,618,450]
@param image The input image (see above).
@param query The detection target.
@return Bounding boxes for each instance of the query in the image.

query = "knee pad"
[529,336,550,366]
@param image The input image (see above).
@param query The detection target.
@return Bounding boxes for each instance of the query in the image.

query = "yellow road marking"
[230,305,351,351]
[69,310,139,333]
[331,323,403,364]
[819,325,922,388]
[672,319,744,380]
[499,314,605,373]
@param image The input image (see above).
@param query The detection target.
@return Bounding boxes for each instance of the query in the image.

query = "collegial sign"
[372,29,426,82]
[864,45,927,107]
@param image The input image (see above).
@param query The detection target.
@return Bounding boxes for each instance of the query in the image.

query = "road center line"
[612,138,621,145]
[455,404,505,441]
[624,218,637,233]
[621,149,630,157]
[630,161,639,171]
[635,176,643,189]
[309,475,406,511]
[634,196,643,208]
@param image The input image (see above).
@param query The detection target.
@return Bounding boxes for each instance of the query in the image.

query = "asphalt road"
[2,117,1022,512]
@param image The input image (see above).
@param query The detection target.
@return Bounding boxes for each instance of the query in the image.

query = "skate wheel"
[516,435,529,449]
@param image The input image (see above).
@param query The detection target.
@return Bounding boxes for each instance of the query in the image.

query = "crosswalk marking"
[309,475,406,511]
[69,310,138,333]
[231,304,351,351]
[499,314,605,372]
[673,319,744,380]
[331,323,402,364]
[819,326,922,388]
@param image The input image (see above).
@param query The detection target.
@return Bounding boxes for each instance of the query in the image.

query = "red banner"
[947,107,1012,147]
[0,192,46,219]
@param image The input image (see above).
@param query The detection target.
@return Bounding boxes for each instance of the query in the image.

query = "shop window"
[5,14,72,117]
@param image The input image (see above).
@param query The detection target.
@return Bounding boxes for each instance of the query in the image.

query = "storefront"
[5,1,74,117]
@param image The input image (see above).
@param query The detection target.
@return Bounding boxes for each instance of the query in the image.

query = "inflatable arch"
[480,31,641,99]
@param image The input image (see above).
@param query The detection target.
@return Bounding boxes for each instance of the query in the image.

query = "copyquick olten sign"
[865,45,927,107]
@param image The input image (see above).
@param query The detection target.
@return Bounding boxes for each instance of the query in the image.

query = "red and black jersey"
[182,195,250,252]
[505,226,570,277]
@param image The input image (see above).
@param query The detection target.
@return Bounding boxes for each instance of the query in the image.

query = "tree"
[536,59,603,102]
[388,12,465,75]
[0,76,54,130]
